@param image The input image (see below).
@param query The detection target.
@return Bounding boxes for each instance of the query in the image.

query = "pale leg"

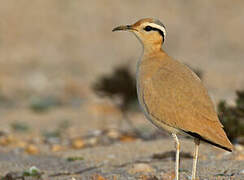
[172,133,180,180]
[191,138,200,180]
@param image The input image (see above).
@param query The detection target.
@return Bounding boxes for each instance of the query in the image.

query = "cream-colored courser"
[112,18,232,180]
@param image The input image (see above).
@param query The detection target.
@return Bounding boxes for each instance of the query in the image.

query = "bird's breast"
[136,60,151,113]
[136,61,161,124]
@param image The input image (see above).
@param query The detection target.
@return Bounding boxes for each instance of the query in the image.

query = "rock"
[138,174,159,180]
[51,144,63,152]
[159,172,175,180]
[128,163,155,174]
[16,140,27,148]
[107,129,120,139]
[234,144,244,152]
[71,138,85,149]
[87,137,98,146]
[92,174,107,180]
[3,171,24,180]
[0,135,16,146]
[120,135,136,142]
[234,153,244,161]
[25,144,39,154]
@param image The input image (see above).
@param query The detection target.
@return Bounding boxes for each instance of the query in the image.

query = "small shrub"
[66,156,84,162]
[29,96,61,112]
[218,90,244,143]
[23,166,42,178]
[92,65,138,112]
[11,121,30,132]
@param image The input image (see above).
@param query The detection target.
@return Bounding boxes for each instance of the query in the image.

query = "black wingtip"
[185,131,233,152]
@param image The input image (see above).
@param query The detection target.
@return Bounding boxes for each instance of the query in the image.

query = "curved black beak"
[112,25,133,32]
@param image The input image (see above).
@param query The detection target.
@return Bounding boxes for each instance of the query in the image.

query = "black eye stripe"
[144,25,165,42]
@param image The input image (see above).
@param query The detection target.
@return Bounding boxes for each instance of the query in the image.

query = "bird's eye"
[144,26,152,32]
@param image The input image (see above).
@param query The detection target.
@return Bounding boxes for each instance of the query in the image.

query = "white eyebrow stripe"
[145,22,167,37]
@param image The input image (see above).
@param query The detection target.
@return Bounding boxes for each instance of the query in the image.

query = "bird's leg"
[191,138,200,180]
[172,133,180,180]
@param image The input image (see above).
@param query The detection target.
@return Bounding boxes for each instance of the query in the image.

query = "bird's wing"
[142,61,232,150]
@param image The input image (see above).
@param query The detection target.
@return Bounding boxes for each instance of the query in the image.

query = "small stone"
[139,174,159,180]
[92,174,107,180]
[234,153,244,161]
[25,144,39,154]
[87,137,98,146]
[51,144,63,152]
[0,135,16,146]
[4,172,23,179]
[107,129,120,139]
[88,129,102,137]
[120,135,136,142]
[16,140,27,148]
[159,171,175,180]
[128,163,155,174]
[234,144,244,152]
[72,139,85,149]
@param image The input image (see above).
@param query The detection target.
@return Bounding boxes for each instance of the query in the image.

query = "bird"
[112,18,233,180]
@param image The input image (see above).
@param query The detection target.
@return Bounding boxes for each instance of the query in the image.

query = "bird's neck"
[143,41,163,56]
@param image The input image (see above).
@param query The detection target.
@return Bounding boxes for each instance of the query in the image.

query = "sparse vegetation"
[93,65,138,113]
[2,166,43,180]
[218,90,244,143]
[66,156,84,162]
[42,120,70,143]
[11,121,30,133]
[29,96,61,113]
[23,166,43,178]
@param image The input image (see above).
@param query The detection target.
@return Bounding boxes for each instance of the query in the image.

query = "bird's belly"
[136,76,180,134]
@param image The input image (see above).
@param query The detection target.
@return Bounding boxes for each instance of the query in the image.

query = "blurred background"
[0,0,243,153]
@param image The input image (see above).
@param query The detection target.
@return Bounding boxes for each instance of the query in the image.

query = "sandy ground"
[0,105,243,180]
[0,138,243,179]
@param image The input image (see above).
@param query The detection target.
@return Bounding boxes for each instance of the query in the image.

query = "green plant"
[23,166,43,178]
[66,156,84,162]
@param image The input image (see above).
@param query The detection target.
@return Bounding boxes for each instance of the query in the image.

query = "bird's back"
[137,51,233,151]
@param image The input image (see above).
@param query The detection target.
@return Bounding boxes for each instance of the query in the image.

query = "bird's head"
[113,18,166,52]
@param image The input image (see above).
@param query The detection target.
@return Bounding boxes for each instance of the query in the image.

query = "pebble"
[107,129,120,139]
[234,153,244,160]
[159,172,175,180]
[71,138,85,149]
[120,135,136,142]
[0,135,16,146]
[234,144,244,152]
[88,129,102,137]
[16,140,27,148]
[92,174,107,180]
[87,137,98,146]
[51,144,63,152]
[128,163,155,174]
[25,144,39,154]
